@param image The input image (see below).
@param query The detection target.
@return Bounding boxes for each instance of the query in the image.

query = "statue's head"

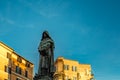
[41,30,51,40]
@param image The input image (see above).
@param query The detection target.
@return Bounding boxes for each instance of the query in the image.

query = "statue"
[34,31,55,80]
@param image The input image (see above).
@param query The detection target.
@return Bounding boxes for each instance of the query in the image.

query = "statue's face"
[43,33,47,38]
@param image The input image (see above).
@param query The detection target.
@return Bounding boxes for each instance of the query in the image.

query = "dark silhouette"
[34,31,55,80]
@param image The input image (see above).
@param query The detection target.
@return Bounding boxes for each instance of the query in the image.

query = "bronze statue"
[34,31,55,80]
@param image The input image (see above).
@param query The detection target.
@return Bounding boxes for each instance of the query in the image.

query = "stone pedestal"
[39,76,52,80]
[33,74,53,80]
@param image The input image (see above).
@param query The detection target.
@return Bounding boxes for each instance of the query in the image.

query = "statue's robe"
[38,38,55,76]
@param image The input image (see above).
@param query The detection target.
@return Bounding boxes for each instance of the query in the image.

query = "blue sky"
[0,0,120,79]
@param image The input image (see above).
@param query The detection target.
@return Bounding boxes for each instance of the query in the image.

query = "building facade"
[0,42,34,80]
[54,57,94,80]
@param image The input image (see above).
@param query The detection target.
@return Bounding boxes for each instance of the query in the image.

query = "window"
[67,65,69,70]
[64,65,69,70]
[75,66,77,71]
[8,67,11,74]
[4,66,11,74]
[4,66,7,72]
[19,68,22,74]
[26,62,30,67]
[72,66,77,71]
[16,66,19,73]
[16,66,22,75]
[64,65,67,70]
[7,53,11,59]
[25,70,28,77]
[17,56,22,63]
[77,73,80,78]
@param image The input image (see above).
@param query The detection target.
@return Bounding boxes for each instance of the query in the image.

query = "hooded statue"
[38,31,55,79]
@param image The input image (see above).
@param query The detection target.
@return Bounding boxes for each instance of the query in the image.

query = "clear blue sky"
[0,0,120,79]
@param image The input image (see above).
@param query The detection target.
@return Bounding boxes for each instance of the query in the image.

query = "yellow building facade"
[54,57,94,80]
[0,42,34,80]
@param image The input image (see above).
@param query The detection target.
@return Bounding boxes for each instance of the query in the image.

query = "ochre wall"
[55,57,94,80]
